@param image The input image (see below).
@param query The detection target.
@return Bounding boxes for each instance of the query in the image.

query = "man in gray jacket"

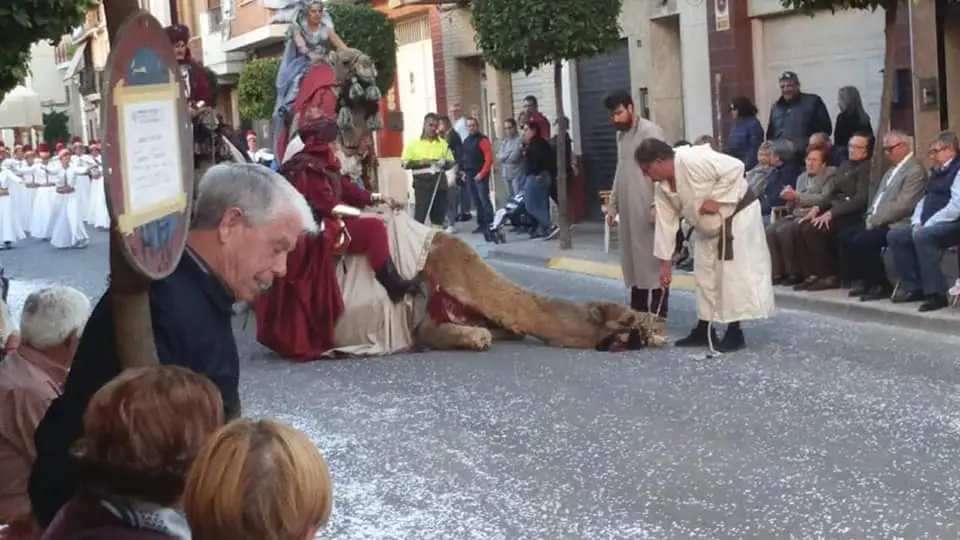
[766,71,832,163]
[841,130,927,300]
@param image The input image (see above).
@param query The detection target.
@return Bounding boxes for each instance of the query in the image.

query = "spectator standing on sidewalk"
[449,103,472,222]
[522,96,551,140]
[766,71,832,164]
[496,118,524,201]
[603,89,670,321]
[438,116,462,233]
[459,117,495,234]
[725,96,764,170]
[521,120,554,239]
[832,86,874,165]
[402,113,455,226]
[887,131,960,312]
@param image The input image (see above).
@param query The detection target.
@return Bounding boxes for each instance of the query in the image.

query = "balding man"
[0,286,89,540]
[28,163,318,527]
[843,131,926,301]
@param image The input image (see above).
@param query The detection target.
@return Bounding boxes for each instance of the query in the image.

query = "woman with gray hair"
[833,86,873,163]
[746,141,775,194]
[757,139,802,223]
[29,163,318,527]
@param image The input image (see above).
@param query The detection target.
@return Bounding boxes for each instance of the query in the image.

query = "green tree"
[238,57,280,120]
[780,0,897,178]
[0,0,99,99]
[43,110,71,145]
[237,3,396,121]
[325,2,397,95]
[471,0,623,249]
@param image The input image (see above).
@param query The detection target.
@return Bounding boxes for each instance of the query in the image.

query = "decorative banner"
[103,10,193,280]
[715,0,730,31]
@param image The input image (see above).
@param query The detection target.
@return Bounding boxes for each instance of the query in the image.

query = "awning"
[63,40,88,81]
[0,86,43,128]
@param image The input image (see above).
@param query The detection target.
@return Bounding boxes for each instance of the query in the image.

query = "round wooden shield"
[102,10,193,280]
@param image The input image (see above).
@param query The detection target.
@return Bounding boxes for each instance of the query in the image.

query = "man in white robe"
[635,138,774,352]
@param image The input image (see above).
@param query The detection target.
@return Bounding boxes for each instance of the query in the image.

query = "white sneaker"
[444,226,456,234]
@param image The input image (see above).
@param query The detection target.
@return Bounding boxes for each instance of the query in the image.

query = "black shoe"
[675,320,720,348]
[891,290,924,304]
[793,276,818,291]
[806,275,839,291]
[848,285,868,297]
[715,325,745,353]
[375,259,424,303]
[859,285,893,302]
[919,294,948,312]
[457,213,472,222]
[781,274,803,286]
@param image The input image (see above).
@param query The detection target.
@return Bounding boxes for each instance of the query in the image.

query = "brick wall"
[706,0,754,143]
[429,7,448,115]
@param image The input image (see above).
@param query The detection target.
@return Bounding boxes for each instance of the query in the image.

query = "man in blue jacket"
[28,163,318,526]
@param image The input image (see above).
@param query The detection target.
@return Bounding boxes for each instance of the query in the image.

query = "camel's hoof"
[468,329,493,350]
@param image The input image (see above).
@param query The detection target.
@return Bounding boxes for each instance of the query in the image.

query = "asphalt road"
[3,232,960,539]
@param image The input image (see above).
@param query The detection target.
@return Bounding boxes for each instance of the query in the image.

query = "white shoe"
[444,226,456,234]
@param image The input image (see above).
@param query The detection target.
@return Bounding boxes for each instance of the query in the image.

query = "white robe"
[86,154,110,229]
[73,154,94,223]
[29,162,57,239]
[0,169,23,244]
[48,162,90,248]
[653,145,775,323]
[0,158,26,241]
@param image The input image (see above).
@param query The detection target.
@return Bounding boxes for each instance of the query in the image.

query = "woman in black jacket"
[522,121,553,238]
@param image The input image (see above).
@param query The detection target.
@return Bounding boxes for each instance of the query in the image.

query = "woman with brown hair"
[42,366,224,540]
[183,419,333,540]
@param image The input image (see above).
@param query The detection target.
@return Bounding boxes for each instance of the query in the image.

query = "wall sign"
[715,0,730,31]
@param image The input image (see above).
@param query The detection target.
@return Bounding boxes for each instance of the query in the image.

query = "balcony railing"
[78,66,102,96]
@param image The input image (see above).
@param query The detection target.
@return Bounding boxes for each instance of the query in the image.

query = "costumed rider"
[164,23,214,109]
[634,138,775,353]
[280,109,422,303]
[268,0,349,151]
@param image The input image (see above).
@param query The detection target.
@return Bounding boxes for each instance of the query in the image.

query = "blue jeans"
[466,176,495,228]
[457,179,472,214]
[503,174,520,201]
[524,173,552,233]
[887,221,960,295]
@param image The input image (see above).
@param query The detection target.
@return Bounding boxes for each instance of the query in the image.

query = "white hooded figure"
[47,150,90,249]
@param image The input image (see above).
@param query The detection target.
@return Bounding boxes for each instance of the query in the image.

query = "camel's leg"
[415,317,493,351]
[487,327,524,342]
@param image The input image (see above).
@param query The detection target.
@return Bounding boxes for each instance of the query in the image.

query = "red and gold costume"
[164,24,213,107]
[254,113,420,360]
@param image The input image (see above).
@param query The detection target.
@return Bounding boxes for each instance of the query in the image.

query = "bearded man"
[602,90,670,324]
[165,23,213,108]
[635,139,774,352]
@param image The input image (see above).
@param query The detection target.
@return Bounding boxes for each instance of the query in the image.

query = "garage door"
[511,67,556,124]
[576,38,629,219]
[758,10,884,133]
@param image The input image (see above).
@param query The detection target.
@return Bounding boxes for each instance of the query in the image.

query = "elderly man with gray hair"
[0,286,89,540]
[757,139,802,224]
[28,163,318,528]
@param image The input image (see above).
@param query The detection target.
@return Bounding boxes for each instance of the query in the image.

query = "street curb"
[485,249,960,336]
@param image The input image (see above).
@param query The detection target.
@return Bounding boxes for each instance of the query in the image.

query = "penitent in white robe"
[0,168,24,245]
[48,162,90,249]
[86,154,110,229]
[29,162,57,240]
[653,144,775,323]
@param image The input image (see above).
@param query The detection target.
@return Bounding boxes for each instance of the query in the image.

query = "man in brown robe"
[602,90,670,323]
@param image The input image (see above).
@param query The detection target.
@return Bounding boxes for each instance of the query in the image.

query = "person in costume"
[29,143,57,240]
[280,109,417,303]
[634,138,774,353]
[0,145,24,249]
[269,0,349,145]
[165,23,214,109]
[85,140,110,229]
[48,148,90,249]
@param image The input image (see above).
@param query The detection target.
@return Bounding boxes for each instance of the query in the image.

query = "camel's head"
[586,302,668,351]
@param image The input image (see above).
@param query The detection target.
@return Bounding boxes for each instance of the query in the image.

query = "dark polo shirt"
[28,248,240,526]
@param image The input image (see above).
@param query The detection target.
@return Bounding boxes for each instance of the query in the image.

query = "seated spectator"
[746,141,775,194]
[725,96,764,170]
[0,287,89,540]
[795,132,873,291]
[843,131,926,301]
[758,140,802,222]
[768,146,836,285]
[184,419,332,540]
[42,365,224,540]
[29,163,318,527]
[887,131,960,311]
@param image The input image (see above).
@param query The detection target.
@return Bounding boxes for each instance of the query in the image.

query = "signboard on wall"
[715,0,731,31]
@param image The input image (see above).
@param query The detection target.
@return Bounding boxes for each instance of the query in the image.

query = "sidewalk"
[463,222,960,335]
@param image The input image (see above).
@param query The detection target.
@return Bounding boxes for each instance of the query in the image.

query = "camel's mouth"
[595,328,649,351]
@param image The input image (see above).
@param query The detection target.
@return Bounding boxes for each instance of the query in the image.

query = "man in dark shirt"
[766,71,832,164]
[28,163,318,526]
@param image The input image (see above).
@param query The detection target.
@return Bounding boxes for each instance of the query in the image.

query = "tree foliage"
[238,57,281,120]
[0,0,99,99]
[325,2,397,94]
[43,110,71,145]
[470,0,623,73]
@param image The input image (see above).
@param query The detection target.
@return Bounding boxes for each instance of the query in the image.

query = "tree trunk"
[871,4,898,182]
[553,61,571,249]
[105,0,161,369]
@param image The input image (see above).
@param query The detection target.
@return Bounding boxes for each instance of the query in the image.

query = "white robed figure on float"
[635,140,774,353]
[28,143,57,240]
[85,140,110,229]
[263,0,350,154]
[48,148,90,249]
